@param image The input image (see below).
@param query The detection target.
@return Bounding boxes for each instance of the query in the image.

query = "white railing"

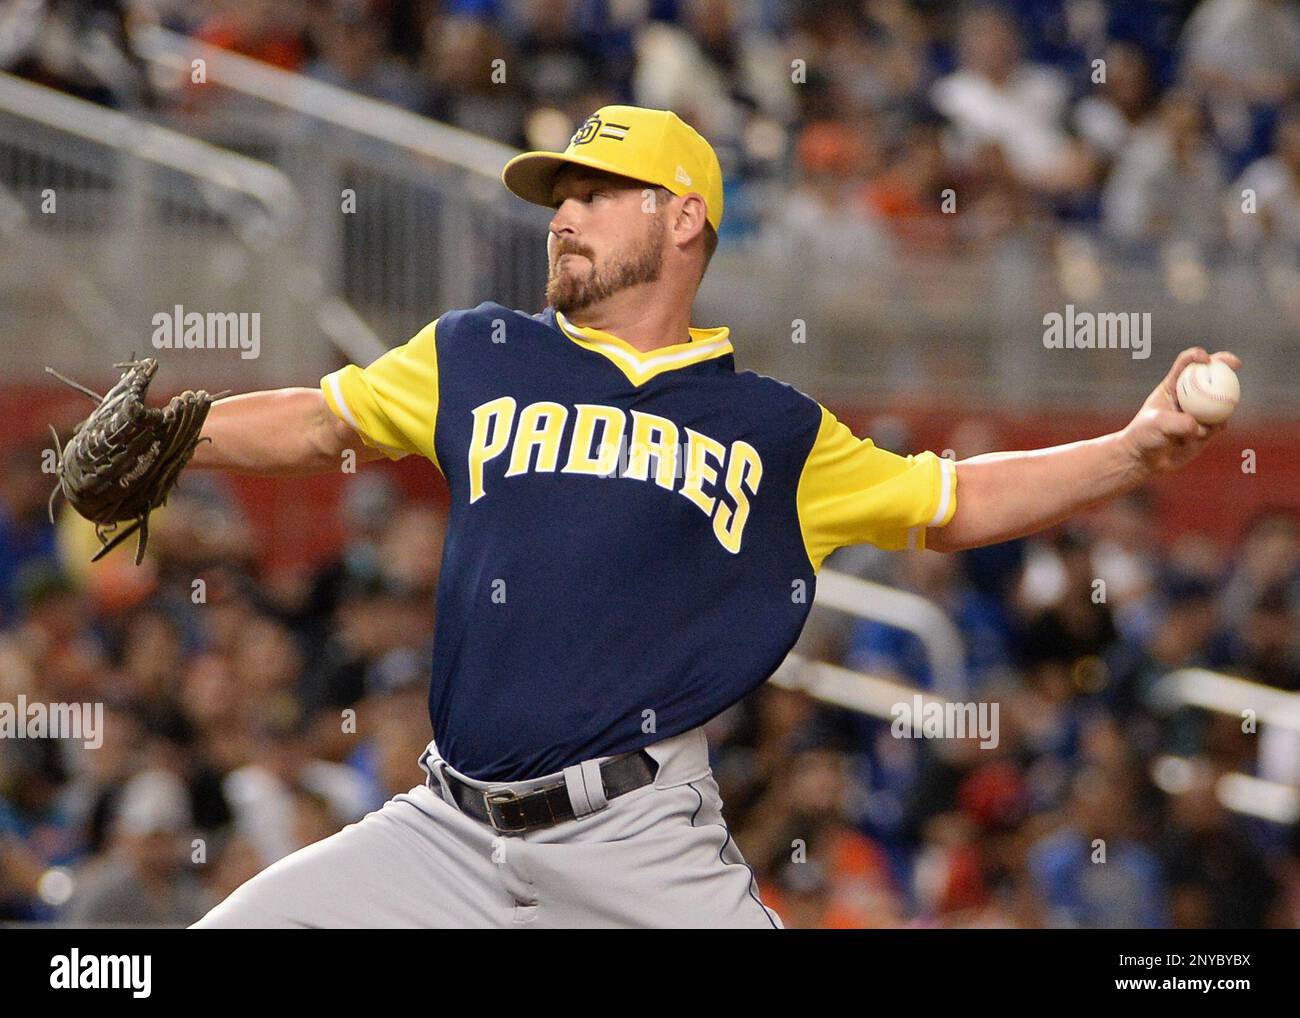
[1214,770,1299,824]
[0,72,388,383]
[1152,755,1300,825]
[18,29,1300,413]
[131,26,549,345]
[809,568,966,698]
[0,70,298,235]
[777,639,1300,752]
[1149,668,1300,824]
[769,567,966,719]
[702,241,1300,413]
[0,176,139,352]
[771,653,949,720]
[10,28,1300,412]
[775,600,1298,826]
[1150,668,1300,732]
[132,26,516,179]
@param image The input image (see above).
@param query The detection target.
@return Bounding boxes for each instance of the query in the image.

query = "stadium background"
[1,0,1299,928]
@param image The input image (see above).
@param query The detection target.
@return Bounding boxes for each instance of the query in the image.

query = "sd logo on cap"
[569,115,603,147]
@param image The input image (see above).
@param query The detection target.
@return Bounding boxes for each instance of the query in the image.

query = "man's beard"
[546,219,665,314]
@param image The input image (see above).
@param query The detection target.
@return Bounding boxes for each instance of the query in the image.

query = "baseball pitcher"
[59,105,1239,928]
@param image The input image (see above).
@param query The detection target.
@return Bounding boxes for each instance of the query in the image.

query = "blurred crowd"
[2,0,1300,930]
[4,0,1300,265]
[727,421,1300,929]
[1,424,1297,928]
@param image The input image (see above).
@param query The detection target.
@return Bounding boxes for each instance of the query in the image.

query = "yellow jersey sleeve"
[796,404,956,570]
[320,318,441,471]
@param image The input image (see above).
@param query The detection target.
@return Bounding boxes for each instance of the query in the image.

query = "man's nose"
[549,200,579,239]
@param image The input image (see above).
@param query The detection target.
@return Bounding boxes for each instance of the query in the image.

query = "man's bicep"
[320,318,442,469]
[796,405,957,570]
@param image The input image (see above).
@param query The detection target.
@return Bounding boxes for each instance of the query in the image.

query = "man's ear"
[670,193,709,252]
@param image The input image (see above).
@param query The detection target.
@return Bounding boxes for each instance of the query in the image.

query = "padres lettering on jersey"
[321,303,956,780]
[466,398,762,553]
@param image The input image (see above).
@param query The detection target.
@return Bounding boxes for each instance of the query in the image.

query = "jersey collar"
[553,309,733,386]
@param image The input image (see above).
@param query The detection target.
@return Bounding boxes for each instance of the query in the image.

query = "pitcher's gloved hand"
[46,357,225,564]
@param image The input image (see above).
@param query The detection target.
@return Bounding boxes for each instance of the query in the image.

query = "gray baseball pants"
[192,726,782,929]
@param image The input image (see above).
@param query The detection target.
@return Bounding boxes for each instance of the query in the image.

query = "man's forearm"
[928,431,1146,552]
[191,387,374,475]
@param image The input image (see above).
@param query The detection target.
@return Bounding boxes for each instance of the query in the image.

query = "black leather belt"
[442,750,657,834]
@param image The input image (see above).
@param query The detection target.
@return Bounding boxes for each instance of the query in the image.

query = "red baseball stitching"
[1182,368,1235,405]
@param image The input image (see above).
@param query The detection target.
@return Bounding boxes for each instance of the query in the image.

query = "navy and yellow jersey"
[322,302,956,780]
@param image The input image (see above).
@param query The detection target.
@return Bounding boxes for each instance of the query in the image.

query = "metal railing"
[132,27,510,177]
[0,71,355,387]
[776,598,1299,825]
[0,70,393,385]
[813,569,966,697]
[1211,769,1299,825]
[1145,668,1300,824]
[0,70,298,226]
[132,26,550,347]
[702,238,1300,414]
[6,28,1297,415]
[1149,666,1300,799]
[771,566,968,715]
[1151,755,1300,825]
[1150,667,1300,732]
[771,653,949,721]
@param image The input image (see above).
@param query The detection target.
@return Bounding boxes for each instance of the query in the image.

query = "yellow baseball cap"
[502,105,724,231]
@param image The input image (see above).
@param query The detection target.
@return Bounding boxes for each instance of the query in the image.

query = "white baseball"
[1175,359,1240,425]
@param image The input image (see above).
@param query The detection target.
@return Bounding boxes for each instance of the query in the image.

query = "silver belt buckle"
[484,786,526,833]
